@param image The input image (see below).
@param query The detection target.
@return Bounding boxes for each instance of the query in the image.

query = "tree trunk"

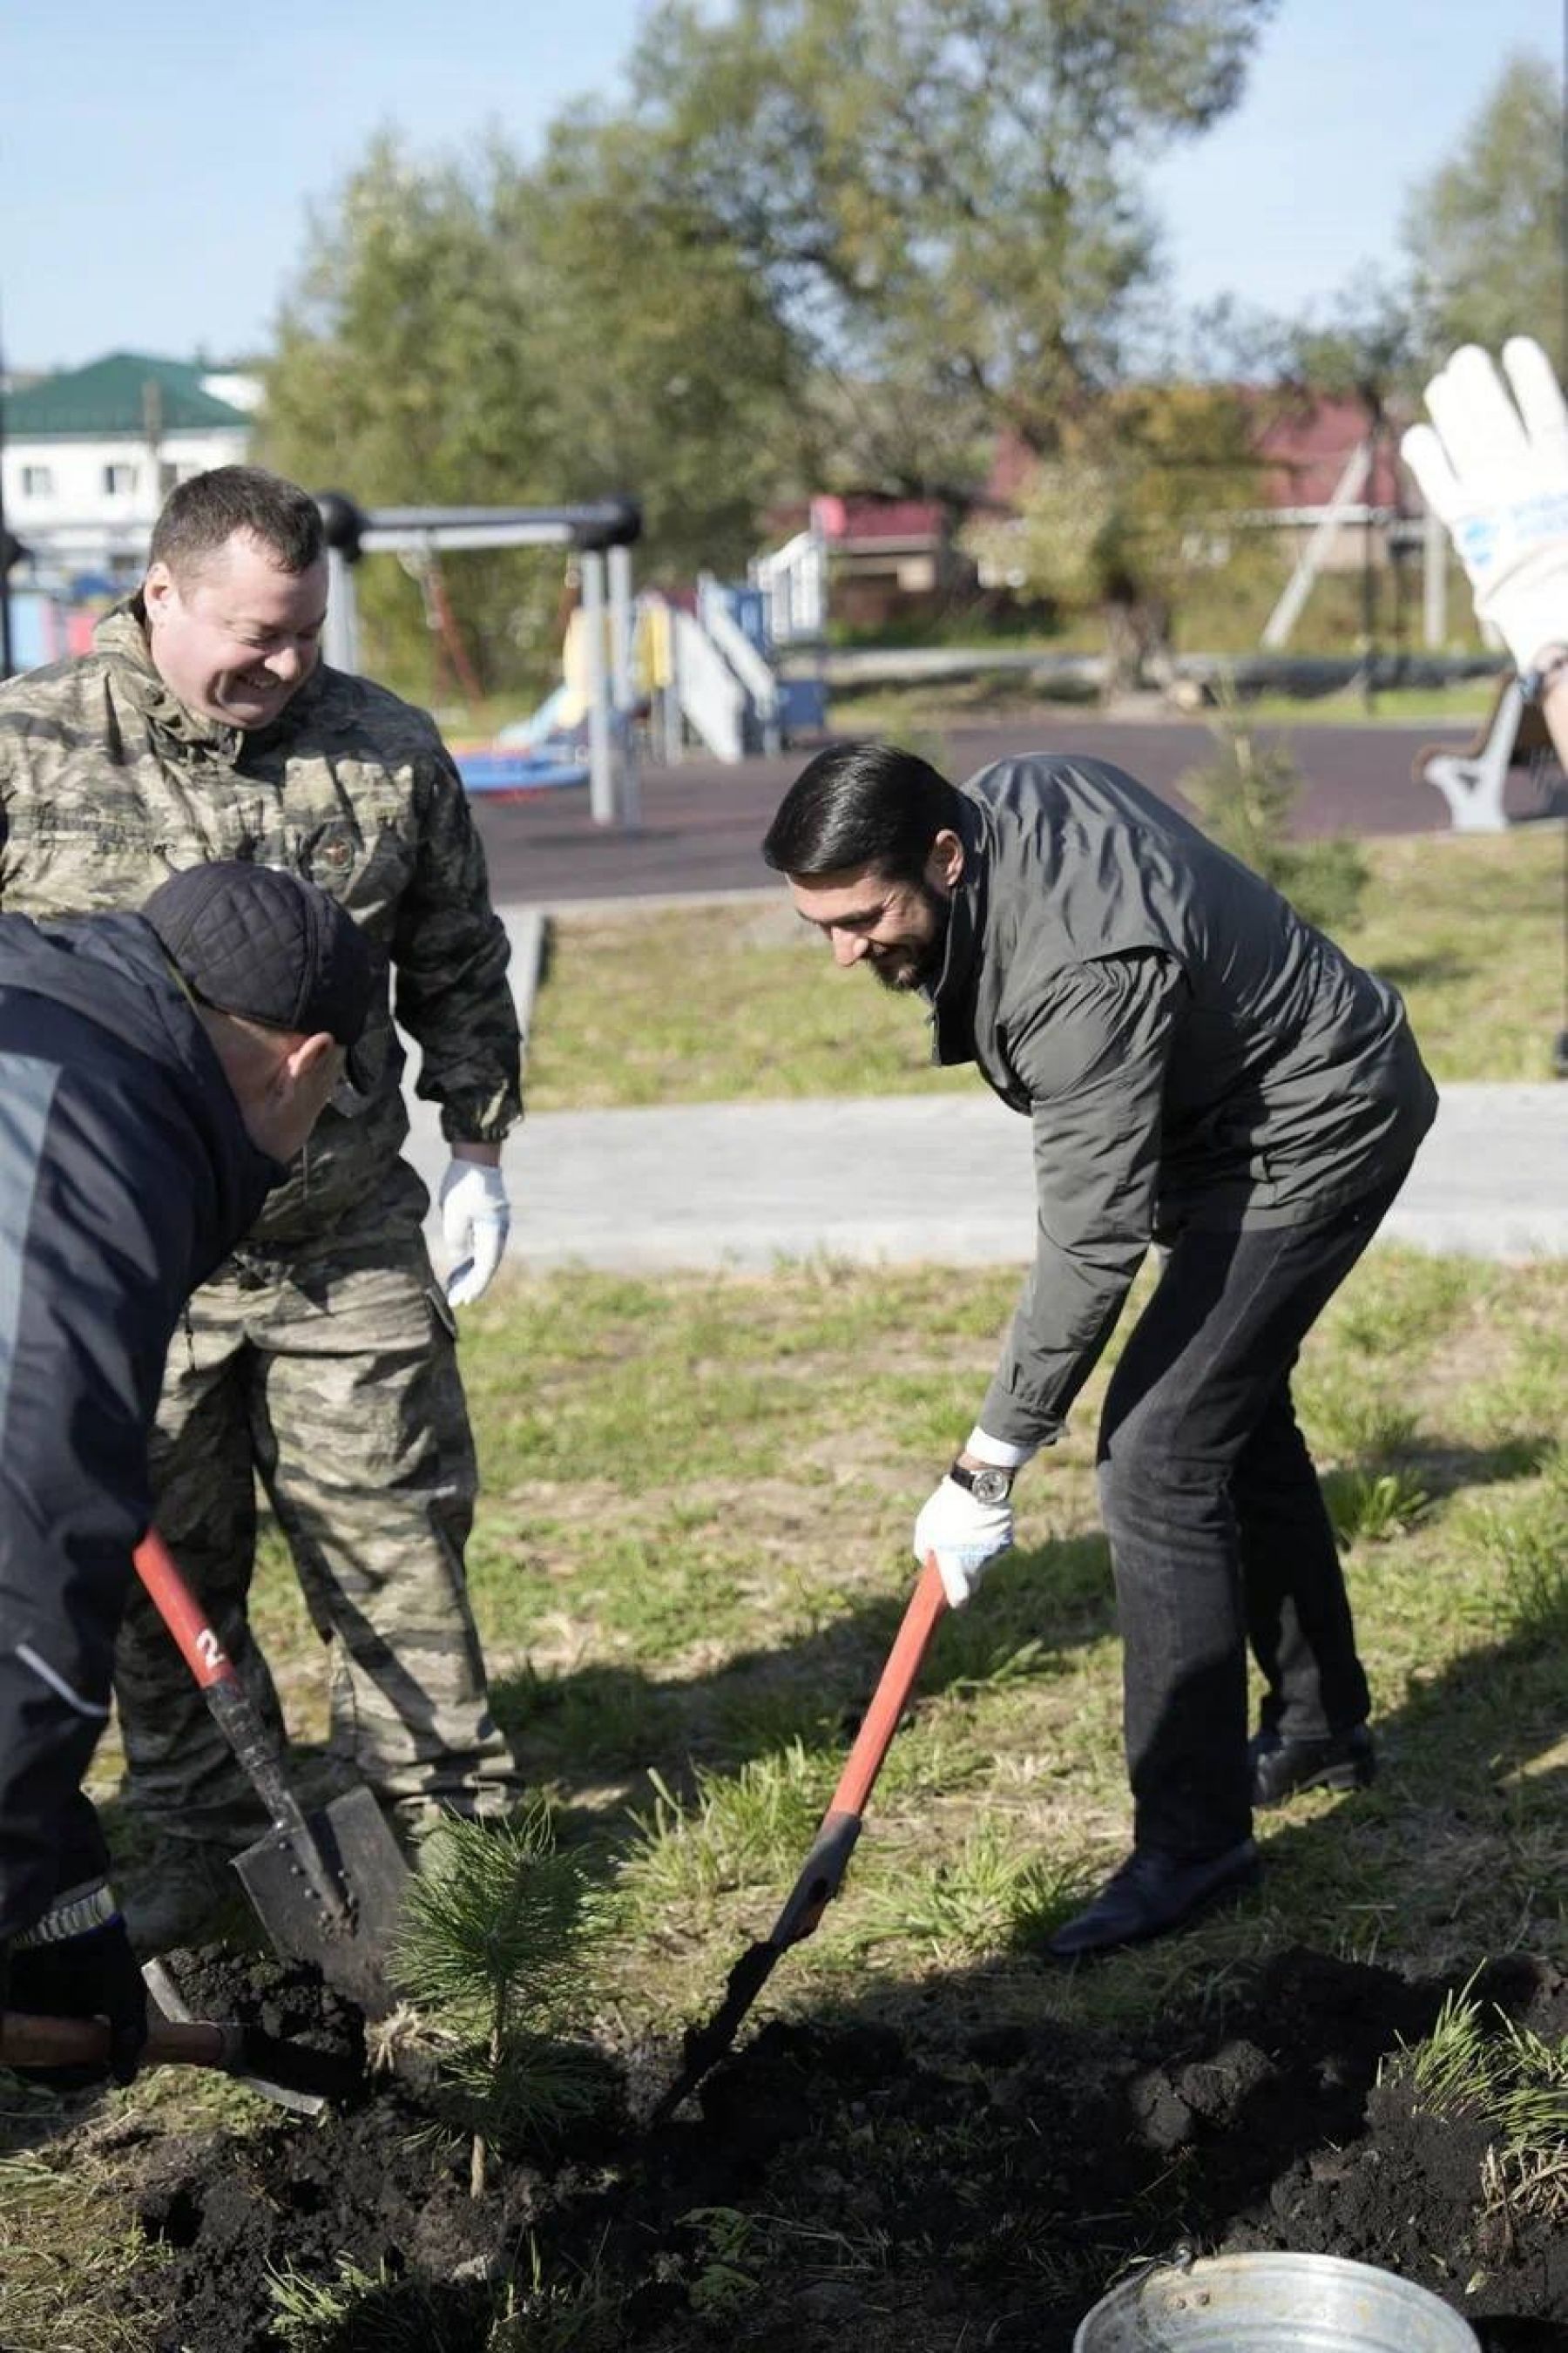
[1100,591,1172,700]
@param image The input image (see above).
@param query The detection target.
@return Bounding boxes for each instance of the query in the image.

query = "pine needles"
[393,1804,612,2195]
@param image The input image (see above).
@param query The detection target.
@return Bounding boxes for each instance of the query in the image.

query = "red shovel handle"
[828,1556,947,1820]
[132,1530,237,1692]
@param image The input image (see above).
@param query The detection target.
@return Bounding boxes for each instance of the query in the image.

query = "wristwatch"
[948,1459,1014,1506]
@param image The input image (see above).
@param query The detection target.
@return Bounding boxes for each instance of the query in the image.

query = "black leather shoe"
[1047,1840,1260,1960]
[1249,1724,1375,1807]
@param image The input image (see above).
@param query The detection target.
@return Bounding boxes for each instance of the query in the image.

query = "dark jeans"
[1095,1173,1409,1859]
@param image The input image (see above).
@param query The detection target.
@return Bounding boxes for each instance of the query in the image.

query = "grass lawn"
[59,1247,1567,2054]
[828,675,1500,738]
[55,1246,1565,2051]
[12,1245,1561,2350]
[526,823,1567,1106]
[5,812,1565,2347]
[438,1250,1568,2003]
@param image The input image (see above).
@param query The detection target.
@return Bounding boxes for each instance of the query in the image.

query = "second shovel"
[651,1555,949,2123]
[133,1530,409,2015]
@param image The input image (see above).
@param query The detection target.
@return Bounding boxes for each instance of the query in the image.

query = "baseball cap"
[141,861,375,1088]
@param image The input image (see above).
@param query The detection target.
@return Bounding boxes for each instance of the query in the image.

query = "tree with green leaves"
[613,0,1279,490]
[963,382,1263,689]
[261,135,565,698]
[1403,52,1566,378]
[260,128,807,700]
[499,114,807,575]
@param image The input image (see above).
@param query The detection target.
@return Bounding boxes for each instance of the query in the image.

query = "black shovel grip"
[768,1810,862,1949]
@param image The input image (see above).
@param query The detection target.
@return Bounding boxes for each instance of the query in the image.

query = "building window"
[103,463,136,496]
[20,465,53,497]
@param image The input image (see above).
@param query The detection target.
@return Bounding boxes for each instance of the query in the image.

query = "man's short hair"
[148,466,325,583]
[762,740,962,883]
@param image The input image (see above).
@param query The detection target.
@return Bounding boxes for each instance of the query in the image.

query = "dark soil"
[92,1943,1568,2352]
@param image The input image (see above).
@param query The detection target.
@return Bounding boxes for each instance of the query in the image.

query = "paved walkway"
[404,904,1568,1273]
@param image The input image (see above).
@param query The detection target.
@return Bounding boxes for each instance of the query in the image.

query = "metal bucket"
[1073,2252,1481,2353]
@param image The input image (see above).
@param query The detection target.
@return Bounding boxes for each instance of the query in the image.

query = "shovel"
[133,1531,409,2016]
[651,1556,948,2124]
[0,2004,363,2111]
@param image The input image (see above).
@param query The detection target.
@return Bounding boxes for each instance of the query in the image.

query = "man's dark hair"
[761,740,962,882]
[149,466,325,581]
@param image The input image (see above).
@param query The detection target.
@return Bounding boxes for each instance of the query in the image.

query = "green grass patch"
[30,1247,1566,2349]
[827,675,1500,740]
[525,825,1566,1105]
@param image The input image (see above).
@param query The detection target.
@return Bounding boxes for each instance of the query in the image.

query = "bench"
[1414,677,1564,832]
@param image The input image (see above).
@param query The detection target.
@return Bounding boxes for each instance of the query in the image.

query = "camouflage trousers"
[115,1160,521,1848]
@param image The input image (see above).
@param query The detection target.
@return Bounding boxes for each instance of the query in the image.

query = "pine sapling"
[393,1803,609,2198]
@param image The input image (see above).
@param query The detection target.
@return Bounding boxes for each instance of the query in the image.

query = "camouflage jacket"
[0,604,522,1249]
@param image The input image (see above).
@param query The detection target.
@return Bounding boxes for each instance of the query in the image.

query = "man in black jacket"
[766,743,1436,1957]
[0,860,370,2081]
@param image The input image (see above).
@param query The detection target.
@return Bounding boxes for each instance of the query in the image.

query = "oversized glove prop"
[1401,337,1568,671]
[914,1475,1015,1608]
[439,1159,510,1308]
[2,1885,148,2088]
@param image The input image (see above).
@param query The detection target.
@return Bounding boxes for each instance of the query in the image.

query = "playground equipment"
[501,559,830,771]
[316,495,642,828]
[625,544,828,766]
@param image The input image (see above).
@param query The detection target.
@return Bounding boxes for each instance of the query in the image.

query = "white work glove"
[1401,337,1568,670]
[914,1473,1015,1609]
[438,1159,510,1307]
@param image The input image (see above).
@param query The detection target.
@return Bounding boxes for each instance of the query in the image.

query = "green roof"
[3,352,253,437]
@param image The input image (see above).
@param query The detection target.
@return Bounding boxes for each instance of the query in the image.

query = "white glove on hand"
[438,1159,510,1307]
[914,1476,1014,1609]
[1401,337,1568,669]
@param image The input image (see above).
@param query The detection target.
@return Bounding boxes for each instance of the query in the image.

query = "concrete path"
[403,908,1568,1274]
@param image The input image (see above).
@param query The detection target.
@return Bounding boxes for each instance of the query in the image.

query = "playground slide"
[497,680,576,751]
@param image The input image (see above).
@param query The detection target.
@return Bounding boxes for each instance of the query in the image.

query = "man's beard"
[871,879,952,993]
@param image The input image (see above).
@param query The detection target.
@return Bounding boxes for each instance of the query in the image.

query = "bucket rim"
[1072,2248,1481,2353]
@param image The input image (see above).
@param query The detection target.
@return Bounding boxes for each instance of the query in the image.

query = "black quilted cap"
[141,861,375,1087]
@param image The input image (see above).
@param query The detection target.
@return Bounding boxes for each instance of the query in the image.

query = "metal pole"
[1260,443,1372,651]
[580,550,614,826]
[1360,416,1379,713]
[0,315,14,681]
[1423,508,1448,650]
[323,547,360,674]
[608,542,639,829]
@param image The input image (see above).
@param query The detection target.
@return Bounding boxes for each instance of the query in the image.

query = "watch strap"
[948,1458,1013,1500]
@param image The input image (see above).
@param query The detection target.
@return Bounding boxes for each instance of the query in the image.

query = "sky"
[2,0,1562,374]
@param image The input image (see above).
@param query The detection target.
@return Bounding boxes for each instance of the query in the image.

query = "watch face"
[971,1467,1010,1505]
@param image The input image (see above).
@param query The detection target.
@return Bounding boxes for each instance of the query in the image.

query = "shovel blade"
[233,1785,409,2015]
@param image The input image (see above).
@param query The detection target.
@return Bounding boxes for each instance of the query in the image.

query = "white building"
[3,350,257,594]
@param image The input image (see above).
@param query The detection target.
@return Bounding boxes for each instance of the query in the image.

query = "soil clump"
[87,1942,1568,2350]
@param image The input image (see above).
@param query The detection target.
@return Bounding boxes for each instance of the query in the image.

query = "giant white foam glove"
[914,1474,1014,1609]
[439,1159,510,1307]
[1401,337,1568,670]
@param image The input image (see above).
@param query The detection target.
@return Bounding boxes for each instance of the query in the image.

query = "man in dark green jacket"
[764,742,1436,1957]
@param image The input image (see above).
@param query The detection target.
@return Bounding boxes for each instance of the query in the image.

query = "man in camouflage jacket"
[0,466,524,1944]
